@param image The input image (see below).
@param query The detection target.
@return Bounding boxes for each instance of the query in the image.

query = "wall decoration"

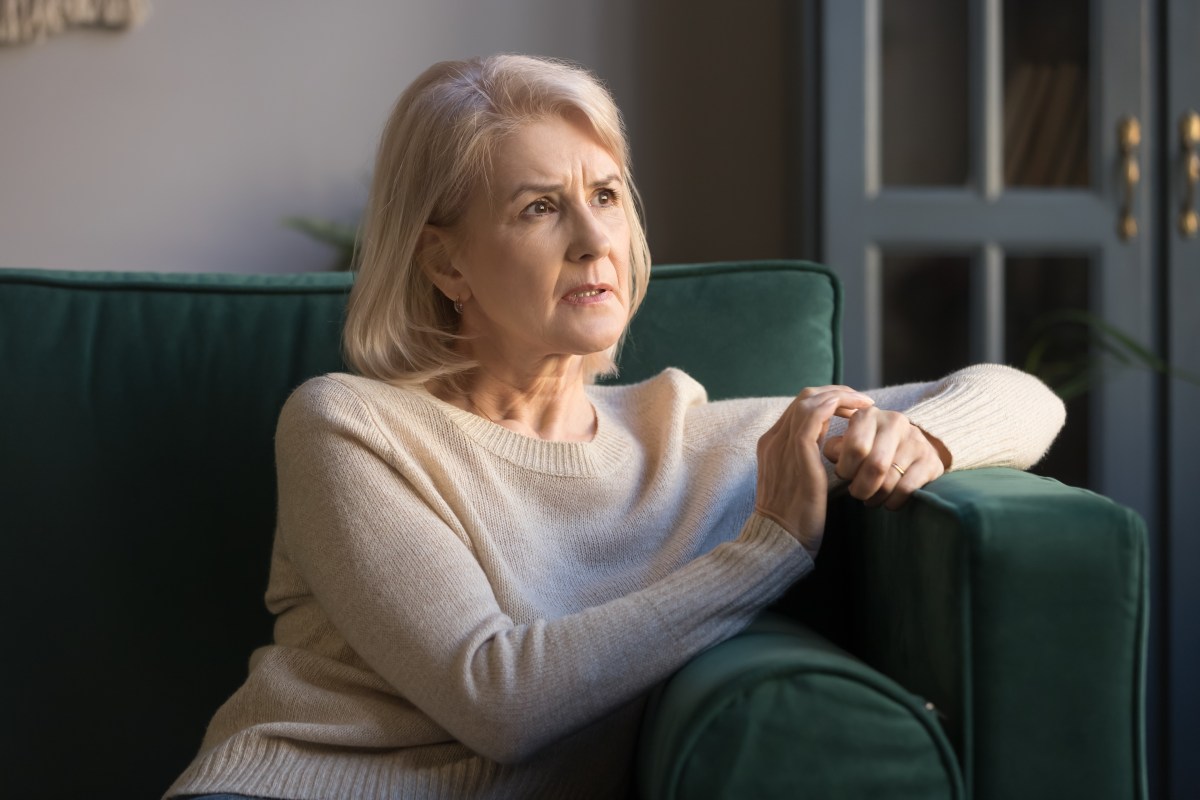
[0,0,150,46]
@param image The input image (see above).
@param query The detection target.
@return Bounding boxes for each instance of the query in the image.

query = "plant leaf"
[283,217,359,250]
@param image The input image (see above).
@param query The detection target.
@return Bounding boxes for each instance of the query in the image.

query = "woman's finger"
[836,408,888,487]
[880,431,947,510]
[867,437,924,507]
[792,391,874,442]
[830,413,950,511]
[797,385,864,400]
[842,411,922,502]
[822,435,844,462]
[881,452,936,510]
[831,410,874,482]
[798,400,860,445]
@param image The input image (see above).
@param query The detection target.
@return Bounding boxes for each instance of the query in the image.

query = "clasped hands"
[754,385,950,557]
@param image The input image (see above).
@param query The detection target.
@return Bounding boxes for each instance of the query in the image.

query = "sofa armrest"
[635,613,963,800]
[791,468,1148,800]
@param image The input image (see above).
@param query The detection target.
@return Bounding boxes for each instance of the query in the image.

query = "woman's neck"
[428,359,597,442]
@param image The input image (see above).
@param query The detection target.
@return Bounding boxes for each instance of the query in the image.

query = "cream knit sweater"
[166,364,1064,800]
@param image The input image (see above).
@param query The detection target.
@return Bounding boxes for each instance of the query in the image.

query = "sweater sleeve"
[273,378,812,765]
[822,363,1066,474]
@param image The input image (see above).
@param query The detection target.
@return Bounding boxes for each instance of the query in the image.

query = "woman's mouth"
[562,286,614,305]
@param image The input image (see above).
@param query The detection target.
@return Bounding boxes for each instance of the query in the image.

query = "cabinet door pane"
[1004,255,1091,487]
[882,253,971,384]
[1003,0,1092,187]
[882,0,969,186]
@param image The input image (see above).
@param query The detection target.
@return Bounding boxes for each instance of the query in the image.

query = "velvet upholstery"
[609,260,841,397]
[835,471,1149,800]
[638,613,963,799]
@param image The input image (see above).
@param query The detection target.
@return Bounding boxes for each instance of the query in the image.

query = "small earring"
[453,297,464,315]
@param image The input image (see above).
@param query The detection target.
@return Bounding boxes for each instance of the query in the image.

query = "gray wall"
[0,0,796,274]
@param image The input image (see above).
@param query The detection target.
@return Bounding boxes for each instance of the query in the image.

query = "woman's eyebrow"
[507,174,623,203]
[591,173,623,187]
[509,182,562,202]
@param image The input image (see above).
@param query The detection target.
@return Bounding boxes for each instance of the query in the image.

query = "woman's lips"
[561,285,615,305]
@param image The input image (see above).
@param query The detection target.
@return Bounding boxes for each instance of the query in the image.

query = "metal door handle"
[1118,116,1140,241]
[1180,111,1199,239]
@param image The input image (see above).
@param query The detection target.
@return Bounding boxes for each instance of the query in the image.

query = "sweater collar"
[410,386,633,477]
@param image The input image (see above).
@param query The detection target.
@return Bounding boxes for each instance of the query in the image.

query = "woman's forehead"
[487,116,622,190]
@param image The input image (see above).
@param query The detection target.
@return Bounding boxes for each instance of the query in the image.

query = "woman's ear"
[417,225,468,303]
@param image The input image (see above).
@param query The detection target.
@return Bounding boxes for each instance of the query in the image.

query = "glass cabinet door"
[823,0,1155,525]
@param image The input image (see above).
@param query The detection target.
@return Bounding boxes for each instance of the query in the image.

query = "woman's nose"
[566,208,612,263]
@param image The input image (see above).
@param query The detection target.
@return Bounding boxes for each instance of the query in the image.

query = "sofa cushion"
[613,260,841,396]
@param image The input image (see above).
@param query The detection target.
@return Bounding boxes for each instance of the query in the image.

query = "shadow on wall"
[628,0,804,265]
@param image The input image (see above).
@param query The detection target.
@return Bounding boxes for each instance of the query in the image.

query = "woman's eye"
[595,188,619,206]
[525,199,553,216]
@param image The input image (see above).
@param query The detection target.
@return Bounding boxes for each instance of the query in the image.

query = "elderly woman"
[167,55,1064,800]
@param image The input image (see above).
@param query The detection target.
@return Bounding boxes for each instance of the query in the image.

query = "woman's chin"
[548,318,625,358]
[567,331,625,359]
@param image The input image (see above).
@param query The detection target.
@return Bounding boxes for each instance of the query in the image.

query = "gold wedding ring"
[891,463,906,477]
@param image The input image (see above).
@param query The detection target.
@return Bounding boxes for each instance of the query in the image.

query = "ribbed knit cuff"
[903,364,1065,472]
[639,513,813,658]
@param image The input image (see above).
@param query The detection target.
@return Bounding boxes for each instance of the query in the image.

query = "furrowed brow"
[509,183,562,203]
[507,174,623,203]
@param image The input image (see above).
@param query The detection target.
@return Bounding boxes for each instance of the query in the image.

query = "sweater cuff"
[639,512,814,657]
[740,512,817,574]
[903,363,1066,472]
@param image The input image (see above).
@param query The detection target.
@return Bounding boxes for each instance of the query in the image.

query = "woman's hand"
[755,386,875,557]
[822,407,950,511]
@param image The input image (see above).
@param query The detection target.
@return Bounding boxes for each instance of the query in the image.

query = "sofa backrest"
[0,260,839,797]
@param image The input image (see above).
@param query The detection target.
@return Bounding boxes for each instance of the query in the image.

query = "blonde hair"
[344,54,652,388]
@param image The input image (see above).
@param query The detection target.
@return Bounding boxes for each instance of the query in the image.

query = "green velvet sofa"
[0,262,1147,799]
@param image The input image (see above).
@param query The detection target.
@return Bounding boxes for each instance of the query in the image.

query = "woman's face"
[436,114,632,373]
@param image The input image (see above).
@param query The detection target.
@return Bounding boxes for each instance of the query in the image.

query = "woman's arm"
[879,362,1067,471]
[817,363,1066,509]
[273,378,812,764]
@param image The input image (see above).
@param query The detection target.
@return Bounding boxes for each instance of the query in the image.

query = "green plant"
[284,216,359,271]
[1023,308,1200,400]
